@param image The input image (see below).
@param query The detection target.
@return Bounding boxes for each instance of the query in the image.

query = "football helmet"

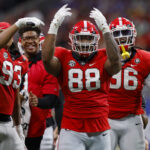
[0,22,11,30]
[69,20,100,56]
[109,17,137,51]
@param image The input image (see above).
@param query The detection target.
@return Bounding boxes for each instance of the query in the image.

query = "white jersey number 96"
[110,67,138,90]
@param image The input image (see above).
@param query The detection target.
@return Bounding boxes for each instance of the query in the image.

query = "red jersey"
[55,47,111,132]
[0,48,28,115]
[27,55,59,138]
[109,49,150,119]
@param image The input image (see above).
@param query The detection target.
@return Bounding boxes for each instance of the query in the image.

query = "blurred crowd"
[0,0,150,50]
[0,0,150,149]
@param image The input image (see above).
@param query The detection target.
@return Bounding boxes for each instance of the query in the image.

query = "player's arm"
[90,8,121,75]
[12,88,27,145]
[0,17,44,49]
[141,96,148,129]
[42,4,72,77]
[0,24,18,49]
[142,110,148,129]
[12,88,21,126]
[29,91,63,130]
[54,91,63,132]
[103,32,121,75]
[29,92,59,109]
[42,34,61,77]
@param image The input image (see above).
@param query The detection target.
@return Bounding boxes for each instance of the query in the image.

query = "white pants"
[40,126,54,150]
[109,114,145,150]
[56,129,111,150]
[0,121,24,150]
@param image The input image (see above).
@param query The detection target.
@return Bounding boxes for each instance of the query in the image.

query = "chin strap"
[121,44,130,60]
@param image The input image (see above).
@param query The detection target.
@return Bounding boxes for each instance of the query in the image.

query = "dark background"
[1,1,150,149]
[0,0,150,50]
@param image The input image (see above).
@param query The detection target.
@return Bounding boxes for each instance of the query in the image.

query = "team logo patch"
[134,58,140,64]
[3,52,8,59]
[68,60,76,67]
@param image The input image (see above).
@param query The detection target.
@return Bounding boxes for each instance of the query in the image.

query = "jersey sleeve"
[54,47,67,63]
[42,70,59,96]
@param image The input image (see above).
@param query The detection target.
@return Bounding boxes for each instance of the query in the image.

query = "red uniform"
[109,49,150,119]
[55,47,111,132]
[0,48,28,115]
[27,58,59,138]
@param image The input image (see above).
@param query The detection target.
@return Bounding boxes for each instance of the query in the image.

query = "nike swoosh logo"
[89,63,95,66]
[135,123,141,125]
[130,64,136,67]
[102,133,108,136]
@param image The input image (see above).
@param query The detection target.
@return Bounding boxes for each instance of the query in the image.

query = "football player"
[18,25,63,150]
[108,17,150,150]
[41,4,121,150]
[0,18,44,150]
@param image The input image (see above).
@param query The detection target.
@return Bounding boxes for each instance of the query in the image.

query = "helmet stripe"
[83,20,87,31]
[118,17,123,26]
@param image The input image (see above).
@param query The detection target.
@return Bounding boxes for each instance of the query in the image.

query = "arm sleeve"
[37,92,63,131]
[54,90,64,132]
[37,94,58,109]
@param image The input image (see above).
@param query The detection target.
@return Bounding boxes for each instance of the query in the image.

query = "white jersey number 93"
[0,60,22,89]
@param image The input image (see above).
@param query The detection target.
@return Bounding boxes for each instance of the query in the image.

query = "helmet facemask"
[69,20,100,57]
[112,28,136,49]
[69,32,99,56]
[109,17,137,51]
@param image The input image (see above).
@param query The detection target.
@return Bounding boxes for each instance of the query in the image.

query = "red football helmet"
[109,17,137,51]
[0,22,11,30]
[69,20,100,56]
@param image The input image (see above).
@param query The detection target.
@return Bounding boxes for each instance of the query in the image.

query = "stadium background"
[0,0,150,149]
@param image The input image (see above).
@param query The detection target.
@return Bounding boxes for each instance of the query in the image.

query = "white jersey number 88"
[68,68,100,92]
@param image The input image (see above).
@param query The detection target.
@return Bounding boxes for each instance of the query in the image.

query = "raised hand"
[89,8,110,34]
[48,4,72,34]
[15,17,45,28]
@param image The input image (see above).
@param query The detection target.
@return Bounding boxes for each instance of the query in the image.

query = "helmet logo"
[68,60,76,67]
[134,58,140,64]
[3,52,8,59]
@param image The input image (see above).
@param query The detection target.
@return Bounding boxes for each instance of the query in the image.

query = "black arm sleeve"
[37,92,64,132]
[37,94,57,109]
[54,90,64,132]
